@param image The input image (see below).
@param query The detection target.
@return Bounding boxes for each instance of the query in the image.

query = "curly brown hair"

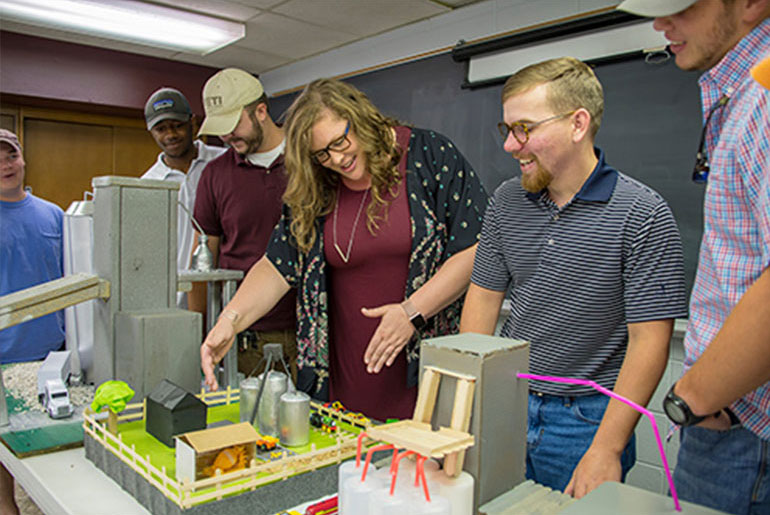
[283,78,403,254]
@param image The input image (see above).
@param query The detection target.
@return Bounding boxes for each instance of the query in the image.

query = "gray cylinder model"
[257,371,288,437]
[239,377,259,424]
[279,390,310,446]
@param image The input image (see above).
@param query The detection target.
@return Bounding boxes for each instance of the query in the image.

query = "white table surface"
[0,443,150,515]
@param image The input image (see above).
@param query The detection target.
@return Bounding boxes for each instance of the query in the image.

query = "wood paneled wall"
[1,104,158,210]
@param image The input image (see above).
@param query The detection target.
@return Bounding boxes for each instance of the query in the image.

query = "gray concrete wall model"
[420,334,529,513]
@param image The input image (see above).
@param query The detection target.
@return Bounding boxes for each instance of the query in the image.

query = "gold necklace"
[333,183,369,264]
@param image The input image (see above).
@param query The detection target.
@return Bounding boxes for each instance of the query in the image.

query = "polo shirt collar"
[145,140,208,180]
[525,147,617,203]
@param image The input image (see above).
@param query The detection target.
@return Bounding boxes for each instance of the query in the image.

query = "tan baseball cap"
[198,68,264,136]
[0,128,22,153]
[617,0,698,17]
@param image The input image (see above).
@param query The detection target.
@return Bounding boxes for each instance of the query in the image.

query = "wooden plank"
[0,274,109,330]
[412,367,440,423]
[367,420,474,458]
[423,365,477,383]
[1,424,84,458]
[444,377,476,476]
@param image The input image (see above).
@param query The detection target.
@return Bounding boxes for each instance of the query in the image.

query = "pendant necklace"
[333,183,369,264]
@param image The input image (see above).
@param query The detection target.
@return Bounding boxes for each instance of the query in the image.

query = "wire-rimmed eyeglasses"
[497,111,576,145]
[692,95,729,184]
[311,121,351,164]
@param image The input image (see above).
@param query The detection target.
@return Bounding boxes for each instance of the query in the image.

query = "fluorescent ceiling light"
[0,0,245,55]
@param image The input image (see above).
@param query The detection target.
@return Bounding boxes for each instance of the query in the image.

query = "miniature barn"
[175,422,258,482]
[146,380,207,447]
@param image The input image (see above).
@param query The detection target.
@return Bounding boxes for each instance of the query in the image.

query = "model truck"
[37,350,71,402]
[43,378,74,419]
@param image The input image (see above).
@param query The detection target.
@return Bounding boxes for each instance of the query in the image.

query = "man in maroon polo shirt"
[191,68,297,380]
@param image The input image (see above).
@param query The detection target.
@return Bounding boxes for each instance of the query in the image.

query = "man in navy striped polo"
[460,57,688,497]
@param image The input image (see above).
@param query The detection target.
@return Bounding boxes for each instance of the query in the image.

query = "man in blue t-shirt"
[0,127,66,513]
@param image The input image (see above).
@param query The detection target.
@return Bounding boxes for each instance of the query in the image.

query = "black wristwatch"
[401,299,427,331]
[663,382,717,426]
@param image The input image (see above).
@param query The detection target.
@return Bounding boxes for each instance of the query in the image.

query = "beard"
[245,114,264,154]
[232,112,264,155]
[682,4,738,71]
[520,161,552,193]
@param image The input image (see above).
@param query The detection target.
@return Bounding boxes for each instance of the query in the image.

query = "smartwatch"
[401,299,427,331]
[663,382,718,427]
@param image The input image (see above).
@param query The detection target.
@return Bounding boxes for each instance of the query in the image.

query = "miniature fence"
[310,400,372,430]
[115,386,242,424]
[83,390,371,510]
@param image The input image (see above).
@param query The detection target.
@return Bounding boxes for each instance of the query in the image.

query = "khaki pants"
[237,329,297,384]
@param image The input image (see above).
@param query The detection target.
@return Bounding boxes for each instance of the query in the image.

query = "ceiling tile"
[173,44,290,76]
[150,0,262,21]
[238,12,356,59]
[234,0,291,9]
[273,0,449,37]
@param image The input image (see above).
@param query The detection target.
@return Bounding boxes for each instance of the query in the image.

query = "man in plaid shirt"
[619,1,770,513]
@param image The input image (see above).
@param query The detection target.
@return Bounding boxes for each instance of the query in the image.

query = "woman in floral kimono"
[201,78,487,421]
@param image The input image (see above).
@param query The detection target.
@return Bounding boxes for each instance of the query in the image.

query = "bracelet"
[219,309,240,326]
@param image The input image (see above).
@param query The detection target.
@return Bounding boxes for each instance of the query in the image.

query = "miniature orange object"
[204,444,247,477]
[751,55,770,90]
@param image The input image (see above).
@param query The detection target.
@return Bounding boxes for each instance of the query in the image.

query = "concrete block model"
[420,333,529,511]
[91,176,179,387]
[115,310,201,401]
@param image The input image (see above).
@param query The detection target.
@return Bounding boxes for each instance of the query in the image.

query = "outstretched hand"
[361,303,415,373]
[564,445,621,499]
[200,318,237,391]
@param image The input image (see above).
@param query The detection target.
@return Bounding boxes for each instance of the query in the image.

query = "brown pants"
[237,329,298,384]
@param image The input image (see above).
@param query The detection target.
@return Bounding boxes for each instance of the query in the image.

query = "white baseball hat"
[198,68,264,136]
[617,0,698,17]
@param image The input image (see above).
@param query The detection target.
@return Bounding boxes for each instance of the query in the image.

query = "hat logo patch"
[206,96,223,108]
[153,99,175,111]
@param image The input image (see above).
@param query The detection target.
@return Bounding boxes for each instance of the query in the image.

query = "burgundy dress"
[323,126,416,421]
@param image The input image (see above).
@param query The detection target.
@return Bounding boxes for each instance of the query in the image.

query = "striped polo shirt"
[472,148,688,396]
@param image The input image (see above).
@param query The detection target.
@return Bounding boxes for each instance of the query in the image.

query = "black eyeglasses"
[693,95,729,183]
[311,121,351,164]
[497,111,576,145]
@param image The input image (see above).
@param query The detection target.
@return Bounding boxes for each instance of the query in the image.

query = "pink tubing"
[362,443,395,482]
[356,432,367,468]
[416,455,431,502]
[518,372,681,512]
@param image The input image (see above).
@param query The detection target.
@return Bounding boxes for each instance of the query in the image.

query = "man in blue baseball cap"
[141,87,226,309]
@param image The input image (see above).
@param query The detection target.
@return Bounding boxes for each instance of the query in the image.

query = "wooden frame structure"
[0,273,109,331]
[366,365,476,477]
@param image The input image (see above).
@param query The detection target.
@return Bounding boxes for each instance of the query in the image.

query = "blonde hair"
[502,57,604,138]
[283,78,402,254]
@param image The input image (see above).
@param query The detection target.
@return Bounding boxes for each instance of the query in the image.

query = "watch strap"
[665,382,719,427]
[401,299,427,331]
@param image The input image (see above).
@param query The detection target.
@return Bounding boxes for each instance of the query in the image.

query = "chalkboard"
[271,53,705,299]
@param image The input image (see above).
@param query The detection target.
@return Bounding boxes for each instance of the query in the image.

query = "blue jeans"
[526,392,636,492]
[674,425,770,515]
